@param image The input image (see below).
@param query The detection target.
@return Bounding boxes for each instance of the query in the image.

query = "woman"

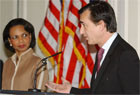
[2,18,48,91]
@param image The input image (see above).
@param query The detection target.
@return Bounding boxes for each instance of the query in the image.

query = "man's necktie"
[97,48,104,72]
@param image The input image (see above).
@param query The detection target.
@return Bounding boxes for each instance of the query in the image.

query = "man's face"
[79,9,102,45]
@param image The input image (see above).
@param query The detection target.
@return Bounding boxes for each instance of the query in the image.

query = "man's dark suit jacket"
[70,34,140,94]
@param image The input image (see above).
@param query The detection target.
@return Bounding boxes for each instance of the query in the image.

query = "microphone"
[41,51,62,65]
[28,51,62,92]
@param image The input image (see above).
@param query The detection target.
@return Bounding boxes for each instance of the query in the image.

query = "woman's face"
[8,25,31,56]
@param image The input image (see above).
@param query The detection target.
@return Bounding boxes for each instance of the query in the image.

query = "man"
[46,1,140,94]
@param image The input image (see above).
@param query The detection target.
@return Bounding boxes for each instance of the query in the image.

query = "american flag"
[38,0,98,88]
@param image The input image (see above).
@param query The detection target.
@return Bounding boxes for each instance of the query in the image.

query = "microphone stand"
[28,51,62,92]
[28,60,47,92]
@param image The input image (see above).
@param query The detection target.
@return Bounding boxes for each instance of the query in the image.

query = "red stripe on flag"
[81,79,90,88]
[66,20,77,32]
[80,0,87,7]
[49,1,60,21]
[44,17,58,42]
[86,53,95,73]
[39,32,55,55]
[66,50,77,83]
[70,4,79,17]
[58,56,64,84]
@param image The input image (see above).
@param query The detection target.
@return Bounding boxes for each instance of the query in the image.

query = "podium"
[0,90,73,95]
[0,89,47,94]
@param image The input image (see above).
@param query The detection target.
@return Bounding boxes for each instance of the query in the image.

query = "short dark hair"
[3,18,36,52]
[78,1,117,33]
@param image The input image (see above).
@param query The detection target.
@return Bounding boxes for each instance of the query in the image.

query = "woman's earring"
[10,44,12,46]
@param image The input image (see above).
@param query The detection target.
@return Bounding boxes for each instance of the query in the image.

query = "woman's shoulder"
[5,57,12,63]
[32,52,42,59]
[25,48,41,60]
[3,57,14,67]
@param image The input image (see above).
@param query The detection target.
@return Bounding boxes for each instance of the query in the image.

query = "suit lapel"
[92,34,122,91]
[92,53,111,91]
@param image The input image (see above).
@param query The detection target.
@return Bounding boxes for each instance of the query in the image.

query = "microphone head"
[41,51,62,64]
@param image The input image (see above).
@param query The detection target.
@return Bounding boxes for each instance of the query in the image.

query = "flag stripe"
[40,26,57,51]
[44,18,58,42]
[50,0,60,21]
[39,32,55,55]
[66,50,77,83]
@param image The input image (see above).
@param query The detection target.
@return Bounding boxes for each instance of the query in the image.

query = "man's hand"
[45,78,72,93]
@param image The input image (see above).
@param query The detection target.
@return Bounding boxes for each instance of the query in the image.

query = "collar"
[102,32,118,51]
[11,48,33,66]
[100,32,118,64]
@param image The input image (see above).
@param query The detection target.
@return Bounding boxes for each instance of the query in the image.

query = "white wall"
[0,0,18,61]
[17,0,49,59]
[0,0,140,62]
[138,0,140,55]
[0,0,49,61]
